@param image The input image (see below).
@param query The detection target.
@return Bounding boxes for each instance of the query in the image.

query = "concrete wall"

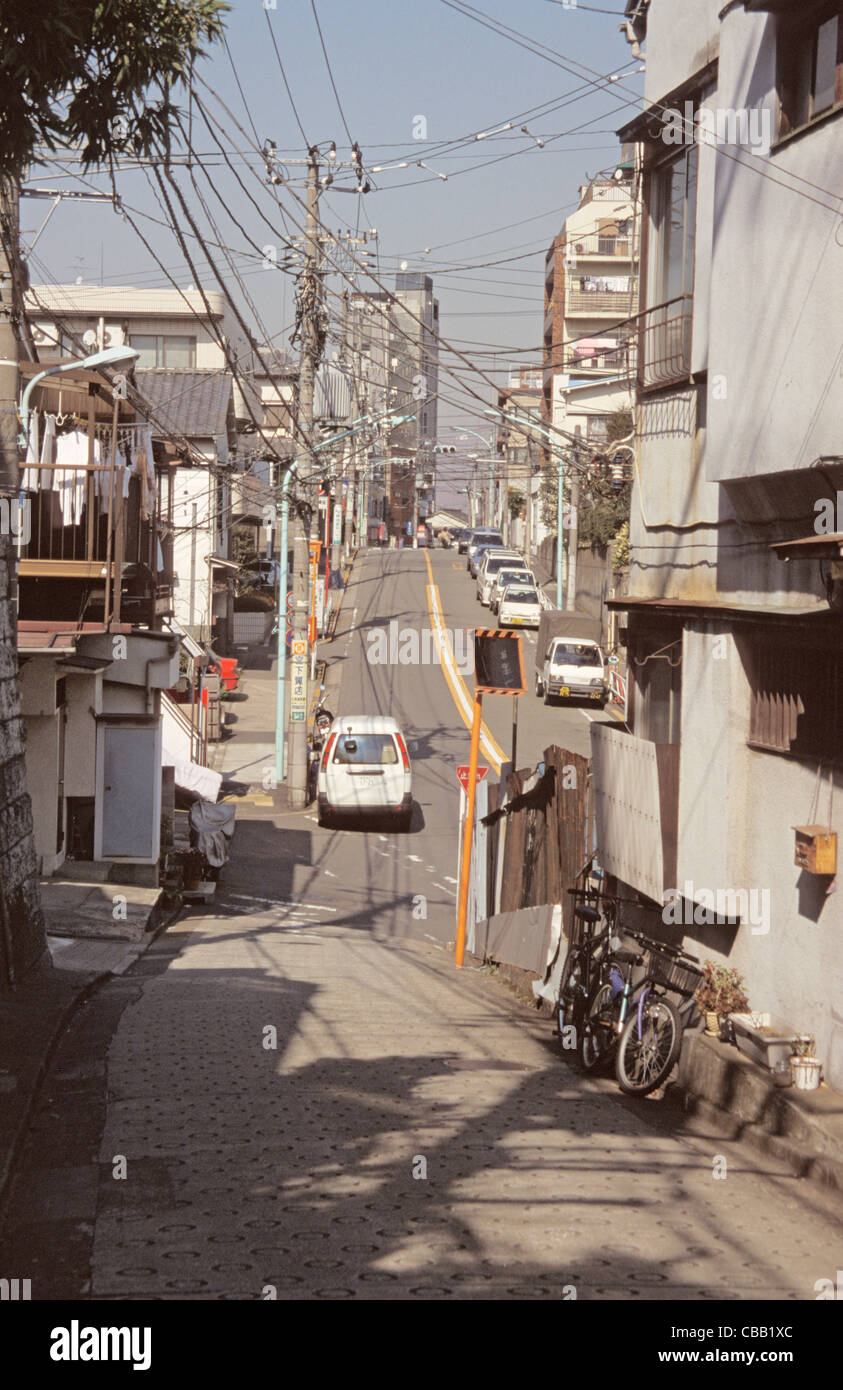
[23,713,59,874]
[64,674,99,798]
[0,538,46,982]
[709,7,843,485]
[674,624,843,1089]
[643,0,720,104]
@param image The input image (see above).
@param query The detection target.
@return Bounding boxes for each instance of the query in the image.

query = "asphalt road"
[2,547,840,1307]
[266,546,620,951]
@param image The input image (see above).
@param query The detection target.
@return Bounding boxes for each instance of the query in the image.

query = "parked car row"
[456,527,543,631]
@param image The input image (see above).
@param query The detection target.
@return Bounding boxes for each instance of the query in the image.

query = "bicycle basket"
[648,950,704,998]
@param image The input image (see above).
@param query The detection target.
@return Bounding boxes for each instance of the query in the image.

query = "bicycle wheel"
[615,994,682,1096]
[578,981,617,1072]
[555,956,585,1060]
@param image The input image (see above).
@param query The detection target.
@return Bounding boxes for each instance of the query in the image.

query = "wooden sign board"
[473,629,526,695]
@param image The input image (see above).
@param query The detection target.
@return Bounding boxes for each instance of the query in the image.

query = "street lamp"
[19,344,141,449]
[484,405,575,610]
[457,427,496,529]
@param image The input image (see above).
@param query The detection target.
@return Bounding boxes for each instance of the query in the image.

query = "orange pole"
[455,693,483,968]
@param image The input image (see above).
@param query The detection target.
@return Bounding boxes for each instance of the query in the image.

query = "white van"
[317,715,413,830]
[476,551,526,605]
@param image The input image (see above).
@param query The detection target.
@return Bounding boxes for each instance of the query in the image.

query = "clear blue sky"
[23,0,643,457]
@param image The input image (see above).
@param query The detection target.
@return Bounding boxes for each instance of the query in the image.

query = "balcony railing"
[18,466,157,625]
[566,235,632,259]
[638,295,694,388]
[567,277,637,315]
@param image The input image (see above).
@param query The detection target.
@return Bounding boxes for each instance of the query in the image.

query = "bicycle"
[555,890,620,1071]
[613,938,703,1095]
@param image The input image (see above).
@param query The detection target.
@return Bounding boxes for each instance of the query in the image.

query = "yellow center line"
[422,551,506,773]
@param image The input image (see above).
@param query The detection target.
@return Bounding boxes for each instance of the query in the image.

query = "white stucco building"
[593,0,843,1086]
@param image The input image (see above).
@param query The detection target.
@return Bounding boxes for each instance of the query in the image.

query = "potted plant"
[695,962,750,1037]
[791,1035,822,1091]
[180,848,205,893]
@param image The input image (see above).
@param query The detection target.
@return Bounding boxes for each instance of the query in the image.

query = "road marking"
[407,854,422,862]
[227,894,337,912]
[444,875,458,884]
[423,553,505,773]
[433,882,456,896]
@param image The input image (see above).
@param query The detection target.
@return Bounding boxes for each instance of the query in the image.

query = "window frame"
[776,0,843,142]
[743,628,842,764]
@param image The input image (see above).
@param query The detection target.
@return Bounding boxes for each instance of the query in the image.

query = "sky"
[22,0,643,496]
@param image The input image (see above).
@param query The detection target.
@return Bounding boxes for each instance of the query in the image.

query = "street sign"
[290,638,308,723]
[332,501,342,544]
[473,629,526,695]
[456,765,488,792]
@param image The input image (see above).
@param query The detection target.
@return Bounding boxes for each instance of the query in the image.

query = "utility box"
[792,826,837,875]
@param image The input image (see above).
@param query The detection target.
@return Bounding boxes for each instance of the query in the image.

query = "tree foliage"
[0,0,228,177]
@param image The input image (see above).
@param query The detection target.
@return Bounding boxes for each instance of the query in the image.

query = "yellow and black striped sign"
[473,629,526,695]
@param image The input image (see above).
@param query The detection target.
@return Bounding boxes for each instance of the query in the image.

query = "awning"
[608,595,835,624]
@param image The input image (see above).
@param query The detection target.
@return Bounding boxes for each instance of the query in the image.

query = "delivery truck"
[534,610,606,706]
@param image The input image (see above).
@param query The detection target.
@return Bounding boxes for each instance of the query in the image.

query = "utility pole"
[566,456,581,611]
[0,178,21,495]
[287,150,321,809]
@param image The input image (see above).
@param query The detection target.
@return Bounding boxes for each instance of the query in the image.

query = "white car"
[317,715,413,830]
[476,551,526,605]
[498,583,542,629]
[535,638,607,706]
[490,567,536,614]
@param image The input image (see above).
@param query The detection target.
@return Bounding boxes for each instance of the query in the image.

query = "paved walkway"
[2,907,840,1300]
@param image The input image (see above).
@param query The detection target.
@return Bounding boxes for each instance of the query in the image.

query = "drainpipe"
[274,464,296,784]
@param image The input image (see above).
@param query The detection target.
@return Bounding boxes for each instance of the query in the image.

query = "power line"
[309,0,354,145]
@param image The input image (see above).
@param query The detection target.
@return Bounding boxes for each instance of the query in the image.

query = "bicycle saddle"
[573,904,601,924]
[613,946,645,966]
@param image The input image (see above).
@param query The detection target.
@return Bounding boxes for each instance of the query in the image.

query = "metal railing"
[566,235,632,259]
[567,280,637,314]
[638,295,694,387]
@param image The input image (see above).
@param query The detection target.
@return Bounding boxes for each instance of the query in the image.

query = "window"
[779,2,843,137]
[642,142,697,386]
[130,334,196,368]
[586,414,611,441]
[630,627,682,744]
[746,635,841,761]
[333,735,398,765]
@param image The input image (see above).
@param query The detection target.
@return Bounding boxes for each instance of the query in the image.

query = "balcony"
[567,276,637,316]
[18,466,157,626]
[566,235,633,260]
[637,295,694,389]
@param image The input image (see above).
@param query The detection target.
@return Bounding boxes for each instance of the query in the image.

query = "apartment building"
[16,356,177,880]
[26,285,262,644]
[387,273,440,541]
[495,367,543,551]
[592,0,843,1086]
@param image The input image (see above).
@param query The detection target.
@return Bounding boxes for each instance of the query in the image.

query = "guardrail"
[608,665,627,709]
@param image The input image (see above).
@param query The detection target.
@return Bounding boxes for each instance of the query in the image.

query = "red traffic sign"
[456,765,488,792]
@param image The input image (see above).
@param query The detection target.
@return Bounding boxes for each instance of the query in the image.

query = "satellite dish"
[82,329,98,347]
[400,260,408,270]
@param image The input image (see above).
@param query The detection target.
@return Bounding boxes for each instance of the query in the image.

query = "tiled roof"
[136,369,234,439]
